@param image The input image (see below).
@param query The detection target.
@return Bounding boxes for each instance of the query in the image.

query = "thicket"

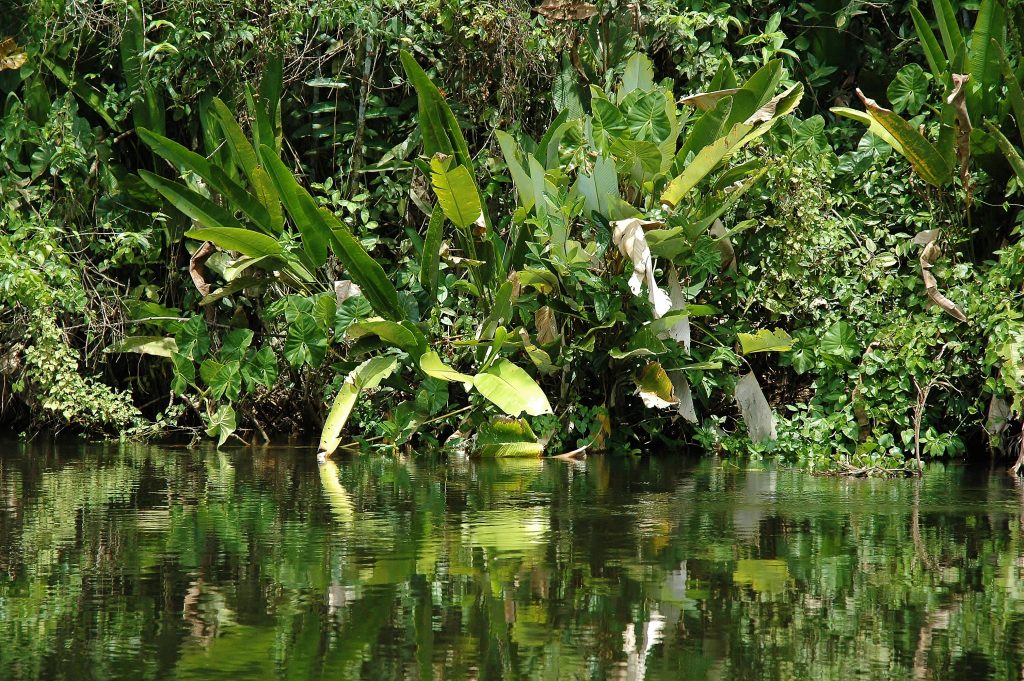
[0,0,1022,473]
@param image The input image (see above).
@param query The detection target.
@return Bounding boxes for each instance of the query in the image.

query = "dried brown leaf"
[0,38,27,72]
[533,0,598,20]
[917,229,967,322]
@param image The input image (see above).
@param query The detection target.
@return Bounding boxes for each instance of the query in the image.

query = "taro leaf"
[335,296,373,335]
[618,53,655,103]
[170,352,195,394]
[430,153,483,230]
[473,359,553,416]
[669,372,698,423]
[610,137,662,182]
[419,351,474,383]
[591,98,628,153]
[887,64,930,114]
[241,345,278,390]
[311,293,337,334]
[185,227,283,258]
[819,321,859,360]
[205,403,237,448]
[220,328,254,362]
[106,336,178,358]
[533,0,598,20]
[737,328,794,354]
[735,372,776,441]
[284,312,328,367]
[319,356,400,457]
[625,90,672,143]
[200,358,242,402]
[475,417,543,458]
[174,315,210,361]
[0,38,28,71]
[635,362,677,409]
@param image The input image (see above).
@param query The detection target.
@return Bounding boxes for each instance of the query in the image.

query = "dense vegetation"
[1,0,1022,472]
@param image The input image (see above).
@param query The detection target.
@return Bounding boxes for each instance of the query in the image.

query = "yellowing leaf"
[737,329,794,354]
[0,38,27,71]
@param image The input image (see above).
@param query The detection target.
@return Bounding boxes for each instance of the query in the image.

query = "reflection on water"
[1,442,1023,680]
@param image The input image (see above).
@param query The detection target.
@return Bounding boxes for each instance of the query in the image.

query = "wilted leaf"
[670,372,698,423]
[535,306,558,346]
[635,362,678,410]
[106,336,178,358]
[709,219,736,272]
[0,38,27,71]
[533,0,598,21]
[916,229,967,322]
[334,280,362,304]
[612,218,672,318]
[735,372,776,442]
[946,73,972,197]
[737,328,794,354]
[678,88,740,111]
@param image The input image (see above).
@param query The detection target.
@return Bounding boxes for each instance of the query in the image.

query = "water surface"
[1,442,1022,680]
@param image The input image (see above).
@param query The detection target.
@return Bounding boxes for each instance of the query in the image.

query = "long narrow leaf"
[988,122,1024,182]
[911,5,948,81]
[430,153,483,229]
[139,170,245,229]
[996,41,1024,142]
[185,227,283,257]
[856,89,952,187]
[420,205,444,299]
[261,146,330,266]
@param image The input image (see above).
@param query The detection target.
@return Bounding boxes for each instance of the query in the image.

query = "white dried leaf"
[334,280,362,305]
[735,373,776,441]
[670,372,697,423]
[612,218,672,318]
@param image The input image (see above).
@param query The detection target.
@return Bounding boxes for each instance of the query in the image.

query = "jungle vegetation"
[1,0,1023,473]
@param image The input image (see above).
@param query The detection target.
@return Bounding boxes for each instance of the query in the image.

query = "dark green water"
[1,443,1023,680]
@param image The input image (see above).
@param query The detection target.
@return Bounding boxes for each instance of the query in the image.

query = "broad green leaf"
[574,155,620,218]
[420,205,444,298]
[335,296,373,334]
[241,345,278,390]
[419,351,474,383]
[205,404,236,448]
[200,358,242,402]
[625,90,671,143]
[106,336,178,358]
[319,356,400,456]
[475,417,543,458]
[662,122,752,207]
[140,170,244,230]
[220,328,254,362]
[430,153,483,229]
[610,327,668,359]
[617,52,655,103]
[348,318,419,354]
[820,321,859,360]
[635,362,677,409]
[737,328,794,354]
[170,352,195,393]
[495,130,536,209]
[855,90,951,187]
[676,95,732,169]
[174,316,210,361]
[473,359,553,416]
[185,227,283,258]
[284,312,328,367]
[887,63,929,114]
[725,59,782,130]
[591,98,628,152]
[831,107,906,155]
[609,138,662,183]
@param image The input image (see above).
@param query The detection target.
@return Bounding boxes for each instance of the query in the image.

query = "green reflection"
[0,443,1022,680]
